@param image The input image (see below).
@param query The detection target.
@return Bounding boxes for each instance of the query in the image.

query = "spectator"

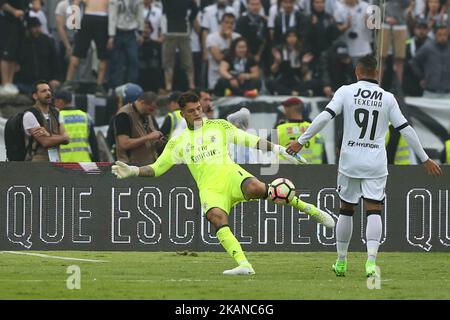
[138,19,164,91]
[201,0,236,60]
[215,37,262,96]
[0,0,28,96]
[307,0,339,57]
[266,29,318,96]
[161,0,198,92]
[160,91,183,139]
[195,88,215,119]
[411,0,449,37]
[62,0,109,96]
[206,13,240,91]
[22,80,70,162]
[191,4,203,88]
[235,0,269,63]
[233,0,268,17]
[403,17,431,96]
[380,0,410,84]
[318,41,355,97]
[274,97,326,164]
[107,0,145,90]
[270,0,309,46]
[411,24,450,98]
[55,0,95,83]
[53,90,100,162]
[28,0,49,35]
[15,17,60,94]
[115,91,164,166]
[143,0,163,42]
[334,0,372,64]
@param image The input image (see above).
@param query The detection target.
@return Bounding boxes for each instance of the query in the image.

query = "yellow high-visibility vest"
[446,140,450,164]
[386,128,411,165]
[59,109,91,162]
[276,121,324,164]
[168,110,183,139]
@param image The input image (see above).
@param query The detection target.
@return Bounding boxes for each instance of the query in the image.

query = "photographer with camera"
[334,0,372,65]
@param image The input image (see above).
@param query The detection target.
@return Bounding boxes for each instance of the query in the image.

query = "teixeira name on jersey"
[353,88,383,108]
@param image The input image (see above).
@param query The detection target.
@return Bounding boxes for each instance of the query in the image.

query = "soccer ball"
[268,178,296,204]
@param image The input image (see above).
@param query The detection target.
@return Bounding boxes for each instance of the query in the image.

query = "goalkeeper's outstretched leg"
[241,177,335,229]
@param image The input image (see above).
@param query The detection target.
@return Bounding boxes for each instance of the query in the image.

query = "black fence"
[0,163,449,252]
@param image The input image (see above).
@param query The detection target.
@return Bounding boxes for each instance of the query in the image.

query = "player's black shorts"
[73,14,108,60]
[1,18,25,62]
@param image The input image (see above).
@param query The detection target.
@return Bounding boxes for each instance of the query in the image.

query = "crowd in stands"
[0,0,449,98]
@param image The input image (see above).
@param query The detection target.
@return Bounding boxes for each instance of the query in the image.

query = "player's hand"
[273,144,307,164]
[423,159,443,177]
[147,131,163,142]
[111,161,139,179]
[286,140,303,155]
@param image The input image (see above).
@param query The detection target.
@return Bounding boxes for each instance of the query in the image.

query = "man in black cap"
[14,17,60,94]
[403,18,431,96]
[54,89,99,162]
[274,97,326,164]
[160,91,183,140]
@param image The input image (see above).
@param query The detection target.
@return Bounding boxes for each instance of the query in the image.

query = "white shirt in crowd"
[143,2,163,41]
[201,3,237,34]
[206,31,241,89]
[300,80,417,179]
[29,9,50,35]
[191,12,202,52]
[334,0,372,58]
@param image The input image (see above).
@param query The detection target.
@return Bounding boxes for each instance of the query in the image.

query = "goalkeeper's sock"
[366,211,382,262]
[336,210,354,261]
[216,225,249,266]
[288,196,308,211]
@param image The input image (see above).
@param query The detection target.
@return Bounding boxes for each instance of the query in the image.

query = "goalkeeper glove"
[272,144,308,164]
[111,161,140,179]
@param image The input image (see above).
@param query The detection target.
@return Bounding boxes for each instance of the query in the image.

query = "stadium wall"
[0,163,449,252]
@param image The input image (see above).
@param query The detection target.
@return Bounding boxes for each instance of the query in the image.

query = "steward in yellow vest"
[275,97,326,164]
[160,91,183,139]
[386,124,410,164]
[54,90,99,162]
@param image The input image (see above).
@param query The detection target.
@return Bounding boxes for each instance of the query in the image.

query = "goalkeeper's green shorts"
[200,166,254,215]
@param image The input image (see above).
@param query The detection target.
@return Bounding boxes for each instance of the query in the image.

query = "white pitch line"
[0,251,109,263]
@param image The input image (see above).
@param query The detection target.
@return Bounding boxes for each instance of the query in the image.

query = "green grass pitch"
[0,251,449,299]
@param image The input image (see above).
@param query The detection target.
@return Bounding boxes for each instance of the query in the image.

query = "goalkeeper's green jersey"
[149,119,261,191]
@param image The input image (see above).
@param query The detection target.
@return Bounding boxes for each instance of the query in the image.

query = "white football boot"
[223,263,255,275]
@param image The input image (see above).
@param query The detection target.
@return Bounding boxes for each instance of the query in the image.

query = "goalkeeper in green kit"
[112,92,334,275]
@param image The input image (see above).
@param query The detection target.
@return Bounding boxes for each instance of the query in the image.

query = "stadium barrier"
[1,162,449,252]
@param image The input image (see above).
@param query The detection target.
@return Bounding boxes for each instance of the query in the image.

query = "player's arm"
[112,139,181,179]
[389,97,443,177]
[225,121,306,164]
[286,87,345,155]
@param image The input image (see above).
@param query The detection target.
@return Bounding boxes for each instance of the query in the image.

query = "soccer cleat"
[365,260,378,277]
[303,204,335,229]
[223,263,255,276]
[332,259,347,277]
